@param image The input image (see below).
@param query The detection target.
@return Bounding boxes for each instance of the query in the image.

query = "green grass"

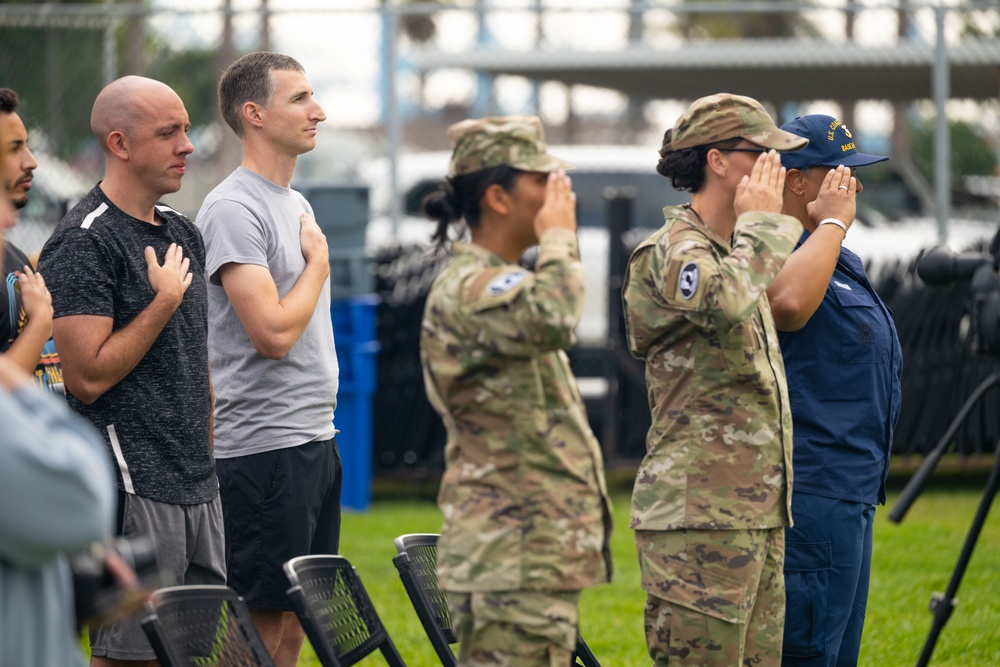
[84,475,999,666]
[325,494,648,667]
[306,481,1000,667]
[863,485,1000,667]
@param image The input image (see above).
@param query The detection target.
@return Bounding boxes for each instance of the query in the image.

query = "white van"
[359,146,997,346]
[360,145,684,346]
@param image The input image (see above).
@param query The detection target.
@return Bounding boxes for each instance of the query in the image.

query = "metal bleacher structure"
[410,6,1000,103]
[395,0,1000,230]
[2,2,997,471]
[372,1,1000,473]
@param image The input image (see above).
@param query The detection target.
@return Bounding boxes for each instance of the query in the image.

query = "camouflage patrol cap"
[447,115,573,177]
[663,93,809,155]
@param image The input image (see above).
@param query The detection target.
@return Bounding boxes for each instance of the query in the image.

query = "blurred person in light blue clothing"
[0,192,115,667]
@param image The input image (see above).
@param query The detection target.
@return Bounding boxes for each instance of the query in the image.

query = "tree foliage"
[674,0,820,39]
[0,1,226,159]
[0,3,107,158]
[912,119,998,181]
[148,47,223,132]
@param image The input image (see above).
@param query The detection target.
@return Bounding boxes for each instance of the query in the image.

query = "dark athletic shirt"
[37,185,217,505]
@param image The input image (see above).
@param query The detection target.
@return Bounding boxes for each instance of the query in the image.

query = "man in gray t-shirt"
[197,52,340,667]
[198,167,338,457]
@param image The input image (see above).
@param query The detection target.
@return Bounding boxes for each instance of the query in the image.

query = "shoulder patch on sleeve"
[486,270,528,296]
[678,262,699,300]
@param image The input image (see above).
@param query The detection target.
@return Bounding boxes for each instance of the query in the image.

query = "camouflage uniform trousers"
[446,589,580,667]
[636,527,785,667]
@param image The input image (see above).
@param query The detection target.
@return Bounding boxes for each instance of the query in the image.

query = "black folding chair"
[140,585,276,667]
[391,534,455,666]
[392,533,602,667]
[283,555,407,667]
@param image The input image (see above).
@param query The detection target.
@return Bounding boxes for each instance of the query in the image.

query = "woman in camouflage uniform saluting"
[420,115,613,667]
[622,93,812,667]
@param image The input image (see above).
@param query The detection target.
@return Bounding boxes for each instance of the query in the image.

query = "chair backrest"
[283,554,407,667]
[140,585,276,667]
[574,636,602,667]
[392,533,603,667]
[391,533,457,667]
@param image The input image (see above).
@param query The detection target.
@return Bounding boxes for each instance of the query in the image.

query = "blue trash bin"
[331,294,381,511]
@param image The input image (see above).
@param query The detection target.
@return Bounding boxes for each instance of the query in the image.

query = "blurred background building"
[2,1,999,487]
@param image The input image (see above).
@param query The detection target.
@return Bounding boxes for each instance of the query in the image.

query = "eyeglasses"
[717,148,769,154]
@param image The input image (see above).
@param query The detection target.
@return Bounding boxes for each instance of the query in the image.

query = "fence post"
[933,4,950,244]
[384,2,402,238]
[605,187,635,462]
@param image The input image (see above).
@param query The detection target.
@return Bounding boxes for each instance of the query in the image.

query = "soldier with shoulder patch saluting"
[622,93,808,667]
[420,115,613,667]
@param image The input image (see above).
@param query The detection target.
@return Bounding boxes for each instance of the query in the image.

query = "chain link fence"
[2,1,999,469]
[1,2,998,255]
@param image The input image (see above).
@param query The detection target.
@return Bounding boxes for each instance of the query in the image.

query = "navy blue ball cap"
[779,114,889,171]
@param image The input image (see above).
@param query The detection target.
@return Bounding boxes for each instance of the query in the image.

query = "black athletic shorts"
[216,437,342,611]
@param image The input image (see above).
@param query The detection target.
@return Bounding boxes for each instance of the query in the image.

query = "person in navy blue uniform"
[766,114,903,667]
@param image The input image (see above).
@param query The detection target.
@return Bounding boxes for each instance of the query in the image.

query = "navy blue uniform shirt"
[778,231,903,505]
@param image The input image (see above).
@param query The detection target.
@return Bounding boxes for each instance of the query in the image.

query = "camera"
[69,536,158,629]
[893,226,1000,667]
[916,235,1000,357]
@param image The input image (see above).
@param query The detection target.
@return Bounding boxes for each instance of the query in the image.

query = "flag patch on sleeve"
[679,262,699,300]
[487,271,528,296]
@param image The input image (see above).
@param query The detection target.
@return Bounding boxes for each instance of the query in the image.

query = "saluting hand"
[807,165,857,233]
[533,171,577,237]
[734,150,786,217]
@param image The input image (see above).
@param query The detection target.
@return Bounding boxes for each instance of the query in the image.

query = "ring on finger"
[838,185,849,190]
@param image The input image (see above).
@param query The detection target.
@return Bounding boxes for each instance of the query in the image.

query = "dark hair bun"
[422,184,460,224]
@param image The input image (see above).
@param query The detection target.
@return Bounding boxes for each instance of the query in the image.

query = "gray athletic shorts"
[89,492,226,661]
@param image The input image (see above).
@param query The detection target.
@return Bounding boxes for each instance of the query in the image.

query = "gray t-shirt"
[197,167,338,459]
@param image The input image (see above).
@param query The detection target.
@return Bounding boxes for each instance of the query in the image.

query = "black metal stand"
[888,372,1000,667]
[604,189,637,461]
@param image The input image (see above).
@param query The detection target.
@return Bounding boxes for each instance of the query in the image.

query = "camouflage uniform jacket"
[421,227,613,593]
[622,204,800,532]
